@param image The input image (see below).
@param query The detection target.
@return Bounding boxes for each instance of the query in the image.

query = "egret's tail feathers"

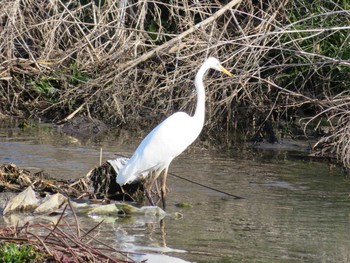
[107,157,131,185]
[116,171,148,185]
[107,157,129,174]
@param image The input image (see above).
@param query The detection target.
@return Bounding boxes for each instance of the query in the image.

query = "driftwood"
[0,163,90,198]
[85,160,144,202]
[0,162,145,203]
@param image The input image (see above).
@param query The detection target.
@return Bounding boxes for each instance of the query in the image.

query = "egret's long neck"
[193,64,208,128]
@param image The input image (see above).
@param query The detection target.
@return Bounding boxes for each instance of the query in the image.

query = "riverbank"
[1,0,350,171]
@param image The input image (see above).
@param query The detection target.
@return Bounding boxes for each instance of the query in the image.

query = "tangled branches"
[0,0,242,127]
[310,94,350,171]
[1,0,350,170]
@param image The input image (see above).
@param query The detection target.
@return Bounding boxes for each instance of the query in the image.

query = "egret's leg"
[160,167,168,210]
[120,185,125,202]
[154,179,161,203]
[154,170,164,205]
[144,171,153,205]
[145,170,160,206]
[145,189,155,206]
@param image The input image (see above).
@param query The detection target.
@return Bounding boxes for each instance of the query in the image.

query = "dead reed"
[1,0,350,170]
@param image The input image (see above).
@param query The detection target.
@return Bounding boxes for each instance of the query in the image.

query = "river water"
[0,122,350,262]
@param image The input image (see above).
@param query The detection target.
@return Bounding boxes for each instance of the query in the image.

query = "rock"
[85,203,166,217]
[3,186,39,215]
[138,206,167,217]
[87,204,121,216]
[115,203,139,214]
[34,193,68,215]
[116,203,166,217]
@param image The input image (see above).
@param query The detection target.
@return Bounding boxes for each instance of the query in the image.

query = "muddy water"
[1,123,350,262]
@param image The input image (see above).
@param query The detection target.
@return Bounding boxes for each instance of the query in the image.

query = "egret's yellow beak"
[219,65,233,77]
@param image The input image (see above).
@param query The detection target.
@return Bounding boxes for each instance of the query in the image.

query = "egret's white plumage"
[117,57,232,208]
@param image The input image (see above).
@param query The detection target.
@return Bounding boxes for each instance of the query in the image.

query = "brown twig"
[44,203,68,241]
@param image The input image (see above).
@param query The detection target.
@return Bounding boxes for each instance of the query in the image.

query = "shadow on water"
[1,123,350,262]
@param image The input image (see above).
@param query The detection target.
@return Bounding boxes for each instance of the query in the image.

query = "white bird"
[117,57,232,209]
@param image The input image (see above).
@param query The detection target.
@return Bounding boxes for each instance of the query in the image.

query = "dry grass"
[308,95,350,170]
[1,0,350,170]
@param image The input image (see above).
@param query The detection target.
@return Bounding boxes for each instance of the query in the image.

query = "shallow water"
[1,123,350,262]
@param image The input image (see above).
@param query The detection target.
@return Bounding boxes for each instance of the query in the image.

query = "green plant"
[30,76,58,100]
[0,242,38,262]
[278,0,350,94]
[70,62,89,85]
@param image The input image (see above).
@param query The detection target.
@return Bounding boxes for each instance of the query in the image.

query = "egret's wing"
[134,112,195,165]
[117,112,196,185]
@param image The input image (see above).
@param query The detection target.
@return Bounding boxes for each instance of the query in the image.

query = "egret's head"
[206,57,232,77]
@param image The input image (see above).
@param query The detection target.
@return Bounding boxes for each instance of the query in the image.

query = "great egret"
[117,57,232,209]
